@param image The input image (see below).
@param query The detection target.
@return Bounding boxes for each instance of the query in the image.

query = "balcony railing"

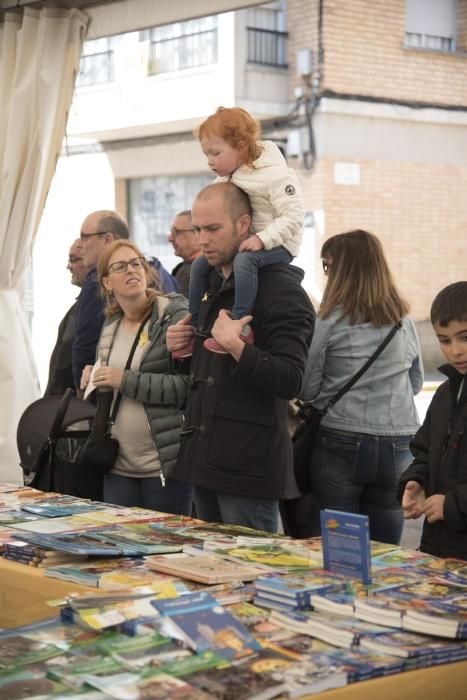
[247,27,288,68]
[148,28,217,75]
[77,50,114,87]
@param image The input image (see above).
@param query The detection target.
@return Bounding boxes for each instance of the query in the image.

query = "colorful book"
[214,544,321,572]
[328,647,405,682]
[185,648,347,700]
[84,669,213,699]
[10,531,128,556]
[401,596,467,639]
[359,629,467,660]
[151,591,261,656]
[145,552,264,583]
[254,572,345,609]
[320,509,371,584]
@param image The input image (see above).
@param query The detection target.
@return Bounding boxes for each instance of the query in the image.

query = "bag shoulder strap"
[108,314,150,424]
[325,320,402,411]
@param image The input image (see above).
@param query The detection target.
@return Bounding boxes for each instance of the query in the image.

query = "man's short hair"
[430,282,467,327]
[195,182,252,223]
[97,211,129,240]
[176,209,192,219]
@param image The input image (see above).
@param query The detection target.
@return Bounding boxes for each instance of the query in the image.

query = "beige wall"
[284,0,467,323]
[310,157,467,321]
[321,0,467,105]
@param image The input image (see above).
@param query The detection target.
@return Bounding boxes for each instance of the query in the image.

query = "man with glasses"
[168,210,201,297]
[72,209,178,392]
[44,239,87,395]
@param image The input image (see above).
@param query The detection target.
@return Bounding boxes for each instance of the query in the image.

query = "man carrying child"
[167,182,315,533]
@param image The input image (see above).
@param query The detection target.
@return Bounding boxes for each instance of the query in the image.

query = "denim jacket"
[298,310,423,436]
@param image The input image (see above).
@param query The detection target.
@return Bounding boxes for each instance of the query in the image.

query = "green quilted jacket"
[97,293,189,479]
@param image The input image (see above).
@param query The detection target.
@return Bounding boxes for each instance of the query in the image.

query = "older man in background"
[169,210,201,297]
[45,239,87,395]
[72,209,179,391]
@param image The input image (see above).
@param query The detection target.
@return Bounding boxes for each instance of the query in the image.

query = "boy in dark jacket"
[399,282,467,560]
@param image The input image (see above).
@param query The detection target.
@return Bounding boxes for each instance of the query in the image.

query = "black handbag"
[292,321,402,494]
[80,316,149,475]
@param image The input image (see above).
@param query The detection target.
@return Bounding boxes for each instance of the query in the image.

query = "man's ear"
[237,213,251,241]
[104,232,114,244]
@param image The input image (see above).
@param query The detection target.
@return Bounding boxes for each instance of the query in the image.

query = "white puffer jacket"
[219,140,304,257]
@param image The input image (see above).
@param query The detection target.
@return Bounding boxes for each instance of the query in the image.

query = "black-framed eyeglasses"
[80,230,108,240]
[107,257,146,274]
[322,259,331,274]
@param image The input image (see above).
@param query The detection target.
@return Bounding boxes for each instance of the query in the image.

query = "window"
[142,17,218,75]
[247,1,288,68]
[405,0,458,52]
[128,174,213,265]
[76,38,115,87]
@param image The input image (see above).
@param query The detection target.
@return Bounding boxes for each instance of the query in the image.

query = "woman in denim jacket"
[299,230,423,543]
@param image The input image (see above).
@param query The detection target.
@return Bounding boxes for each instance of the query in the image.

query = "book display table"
[0,557,95,628]
[1,487,466,700]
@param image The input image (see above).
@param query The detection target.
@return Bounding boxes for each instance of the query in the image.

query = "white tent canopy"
[0,0,265,484]
[0,0,265,38]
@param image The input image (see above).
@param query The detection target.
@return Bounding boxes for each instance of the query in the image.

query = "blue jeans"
[193,485,279,533]
[310,427,413,544]
[188,246,293,324]
[103,473,193,516]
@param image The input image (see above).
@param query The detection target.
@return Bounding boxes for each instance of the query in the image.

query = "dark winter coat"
[45,299,79,396]
[398,364,467,560]
[171,263,315,499]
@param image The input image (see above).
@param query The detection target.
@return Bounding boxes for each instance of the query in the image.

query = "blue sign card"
[320,509,372,585]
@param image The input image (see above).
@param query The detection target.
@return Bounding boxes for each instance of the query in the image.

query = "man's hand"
[93,366,123,390]
[211,310,253,361]
[80,365,93,392]
[401,480,426,519]
[166,313,194,352]
[423,494,445,524]
[239,235,265,252]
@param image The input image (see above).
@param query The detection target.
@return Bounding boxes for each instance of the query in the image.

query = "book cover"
[83,524,193,555]
[214,544,321,572]
[44,557,148,587]
[151,591,261,656]
[186,648,346,700]
[96,630,191,670]
[328,647,405,682]
[183,649,293,700]
[11,531,127,556]
[0,668,70,699]
[254,572,344,605]
[0,634,65,669]
[84,670,213,700]
[145,552,263,584]
[320,509,371,584]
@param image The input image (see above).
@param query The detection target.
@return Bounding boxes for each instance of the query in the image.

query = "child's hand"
[423,494,445,524]
[239,235,265,252]
[402,480,426,519]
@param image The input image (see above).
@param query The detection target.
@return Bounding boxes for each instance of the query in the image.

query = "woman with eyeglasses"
[81,240,192,514]
[299,230,423,544]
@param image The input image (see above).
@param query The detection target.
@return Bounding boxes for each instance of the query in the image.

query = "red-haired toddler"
[174,106,304,357]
